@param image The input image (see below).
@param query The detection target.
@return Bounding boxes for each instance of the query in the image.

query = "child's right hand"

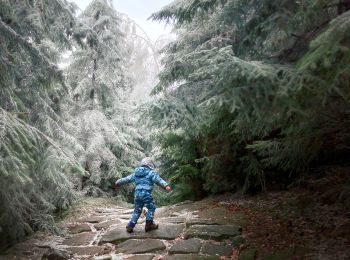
[165,185,171,192]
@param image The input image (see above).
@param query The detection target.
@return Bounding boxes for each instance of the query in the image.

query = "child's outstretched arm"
[115,174,135,187]
[151,171,171,192]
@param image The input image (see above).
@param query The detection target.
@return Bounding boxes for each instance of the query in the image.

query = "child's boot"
[126,224,134,233]
[145,220,158,232]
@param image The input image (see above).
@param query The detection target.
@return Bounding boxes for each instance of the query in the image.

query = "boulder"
[196,206,248,227]
[168,238,202,254]
[95,208,124,214]
[93,255,112,260]
[68,223,91,234]
[186,219,221,227]
[62,232,97,246]
[201,242,232,256]
[65,246,106,256]
[171,212,184,217]
[122,255,155,260]
[77,215,111,223]
[185,225,241,240]
[119,215,131,220]
[41,248,70,260]
[163,254,219,260]
[119,209,134,214]
[94,219,122,230]
[101,223,185,243]
[158,217,187,224]
[116,239,165,254]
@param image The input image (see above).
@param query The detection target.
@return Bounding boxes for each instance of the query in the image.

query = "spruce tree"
[0,0,82,248]
[64,0,148,191]
[145,0,350,197]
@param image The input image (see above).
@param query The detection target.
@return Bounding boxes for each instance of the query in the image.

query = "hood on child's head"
[135,166,150,177]
[140,157,156,170]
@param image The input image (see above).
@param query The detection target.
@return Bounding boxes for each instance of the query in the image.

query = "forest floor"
[1,168,349,260]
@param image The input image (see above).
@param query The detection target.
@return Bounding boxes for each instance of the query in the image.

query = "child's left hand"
[165,185,171,192]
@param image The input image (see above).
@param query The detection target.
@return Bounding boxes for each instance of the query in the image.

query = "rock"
[201,242,232,256]
[94,219,122,230]
[116,239,165,254]
[122,255,155,260]
[197,207,231,220]
[68,223,91,234]
[35,242,54,248]
[65,246,106,256]
[185,225,241,240]
[95,208,124,213]
[41,248,70,260]
[120,209,134,214]
[119,215,131,220]
[159,217,187,224]
[239,249,256,260]
[171,212,184,217]
[94,255,112,260]
[101,223,185,243]
[77,215,111,223]
[197,206,248,227]
[186,219,221,227]
[168,238,202,254]
[163,254,219,260]
[62,232,97,246]
[231,236,246,248]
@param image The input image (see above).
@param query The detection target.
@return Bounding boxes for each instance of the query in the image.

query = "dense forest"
[1,0,349,257]
[148,0,350,199]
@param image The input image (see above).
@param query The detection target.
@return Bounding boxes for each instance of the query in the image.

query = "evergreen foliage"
[119,13,162,101]
[64,0,149,191]
[0,0,159,249]
[146,0,350,198]
[0,0,81,248]
[2,0,349,249]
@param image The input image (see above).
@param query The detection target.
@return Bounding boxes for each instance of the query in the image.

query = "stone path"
[37,199,245,259]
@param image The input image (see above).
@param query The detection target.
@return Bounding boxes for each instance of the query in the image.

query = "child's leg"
[144,192,156,222]
[128,195,144,228]
[144,192,158,232]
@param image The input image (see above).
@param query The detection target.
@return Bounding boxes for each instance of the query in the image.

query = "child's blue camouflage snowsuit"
[115,166,168,228]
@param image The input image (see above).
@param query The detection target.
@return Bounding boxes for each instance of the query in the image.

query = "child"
[115,157,171,233]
